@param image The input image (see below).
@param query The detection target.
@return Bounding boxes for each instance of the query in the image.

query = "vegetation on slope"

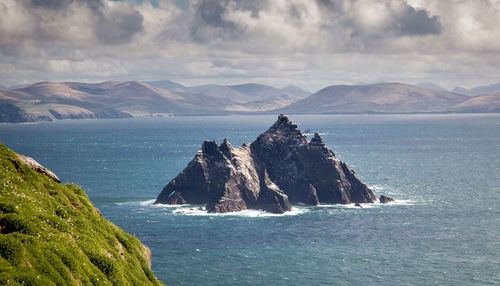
[0,143,164,285]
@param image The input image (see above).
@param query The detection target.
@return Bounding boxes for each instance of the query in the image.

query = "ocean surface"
[1,114,499,285]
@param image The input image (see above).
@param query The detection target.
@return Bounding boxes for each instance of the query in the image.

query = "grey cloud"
[315,0,344,11]
[30,0,73,9]
[186,0,441,53]
[30,0,103,11]
[95,4,144,45]
[189,0,240,42]
[0,0,499,91]
[397,4,441,35]
[0,0,143,48]
[321,1,440,35]
[197,0,230,28]
[189,0,271,42]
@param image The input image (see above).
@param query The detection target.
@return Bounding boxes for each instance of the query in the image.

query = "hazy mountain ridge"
[452,93,500,112]
[1,80,499,123]
[452,81,500,96]
[278,83,474,114]
[416,82,449,92]
[148,81,311,112]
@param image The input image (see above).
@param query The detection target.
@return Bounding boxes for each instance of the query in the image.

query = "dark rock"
[0,103,34,123]
[167,191,187,204]
[155,114,376,213]
[310,133,324,146]
[355,203,362,208]
[379,195,395,204]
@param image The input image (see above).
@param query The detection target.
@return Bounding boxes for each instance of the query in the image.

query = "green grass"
[0,143,165,285]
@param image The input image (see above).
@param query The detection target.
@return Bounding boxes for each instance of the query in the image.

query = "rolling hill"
[452,82,500,96]
[452,93,500,112]
[1,80,313,122]
[279,83,470,114]
[148,81,311,112]
[1,80,499,123]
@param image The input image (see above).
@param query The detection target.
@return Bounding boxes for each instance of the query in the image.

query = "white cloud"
[0,0,500,90]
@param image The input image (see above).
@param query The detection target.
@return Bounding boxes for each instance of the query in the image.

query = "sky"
[1,0,500,92]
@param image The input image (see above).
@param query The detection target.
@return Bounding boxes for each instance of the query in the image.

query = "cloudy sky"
[1,0,500,91]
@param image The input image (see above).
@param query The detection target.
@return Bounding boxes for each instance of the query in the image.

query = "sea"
[0,114,499,285]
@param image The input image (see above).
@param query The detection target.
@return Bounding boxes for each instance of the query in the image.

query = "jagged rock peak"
[255,114,307,147]
[155,114,377,214]
[219,138,233,157]
[270,114,299,131]
[201,140,219,155]
[310,132,325,146]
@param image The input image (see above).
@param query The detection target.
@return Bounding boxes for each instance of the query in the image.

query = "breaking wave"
[155,205,310,217]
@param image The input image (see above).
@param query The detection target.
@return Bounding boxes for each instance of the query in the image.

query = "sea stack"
[155,114,376,213]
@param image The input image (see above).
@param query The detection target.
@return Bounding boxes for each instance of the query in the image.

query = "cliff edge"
[0,143,164,285]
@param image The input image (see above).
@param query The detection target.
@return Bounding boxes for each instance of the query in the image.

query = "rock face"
[379,195,395,204]
[14,153,61,183]
[155,114,376,213]
[0,103,34,123]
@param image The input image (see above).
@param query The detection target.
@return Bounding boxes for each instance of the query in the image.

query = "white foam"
[116,198,420,216]
[168,206,309,217]
[304,132,329,136]
[115,199,156,206]
[377,199,418,206]
[153,203,190,208]
[317,199,419,209]
[368,184,395,192]
[139,199,156,206]
[317,203,375,209]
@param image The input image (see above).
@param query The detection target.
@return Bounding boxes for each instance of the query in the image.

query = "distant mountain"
[452,81,500,96]
[65,81,191,115]
[228,83,293,99]
[0,81,221,122]
[0,82,133,122]
[282,85,312,97]
[0,80,311,122]
[176,82,310,112]
[416,82,449,92]
[452,86,470,95]
[145,80,187,92]
[186,84,248,102]
[2,80,498,123]
[137,81,311,112]
[279,83,469,114]
[6,83,32,90]
[452,93,500,112]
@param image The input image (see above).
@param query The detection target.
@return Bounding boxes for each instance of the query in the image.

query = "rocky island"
[155,114,388,213]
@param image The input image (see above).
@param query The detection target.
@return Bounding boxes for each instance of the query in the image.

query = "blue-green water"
[1,114,499,285]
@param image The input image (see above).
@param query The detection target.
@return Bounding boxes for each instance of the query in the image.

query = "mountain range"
[280,83,472,114]
[452,82,500,96]
[0,80,499,123]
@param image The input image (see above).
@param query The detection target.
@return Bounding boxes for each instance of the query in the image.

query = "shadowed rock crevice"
[155,114,376,213]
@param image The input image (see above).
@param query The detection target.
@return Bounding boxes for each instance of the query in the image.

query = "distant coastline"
[1,80,499,123]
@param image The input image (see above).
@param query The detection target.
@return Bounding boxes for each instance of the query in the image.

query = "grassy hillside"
[0,143,165,285]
